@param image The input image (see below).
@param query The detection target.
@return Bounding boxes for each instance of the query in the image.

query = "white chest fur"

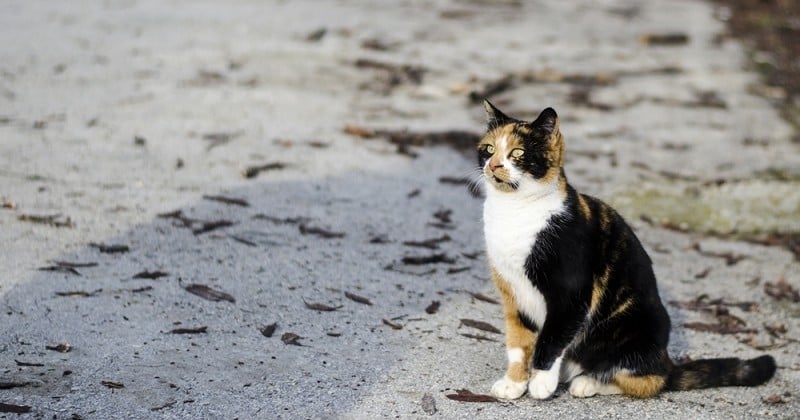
[483,185,565,329]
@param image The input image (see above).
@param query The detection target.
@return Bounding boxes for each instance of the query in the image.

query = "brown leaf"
[403,234,451,250]
[14,360,44,367]
[192,219,234,235]
[421,393,436,415]
[445,389,498,403]
[46,343,71,353]
[132,270,169,280]
[694,267,712,279]
[303,300,342,312]
[468,292,499,305]
[402,253,455,265]
[640,33,689,46]
[764,275,800,302]
[168,326,208,334]
[298,224,345,239]
[55,289,102,298]
[260,323,277,338]
[343,124,376,138]
[447,267,470,274]
[101,380,125,389]
[344,292,372,305]
[242,162,287,179]
[382,319,403,330]
[438,176,470,185]
[89,243,130,253]
[281,332,304,346]
[460,333,498,342]
[425,301,440,315]
[184,284,236,303]
[202,194,250,207]
[460,319,501,334]
[17,213,74,228]
[0,403,32,414]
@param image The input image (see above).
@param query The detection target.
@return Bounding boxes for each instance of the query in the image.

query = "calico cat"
[478,100,776,400]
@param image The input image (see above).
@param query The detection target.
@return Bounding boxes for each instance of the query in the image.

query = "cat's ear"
[483,99,514,128]
[530,107,560,137]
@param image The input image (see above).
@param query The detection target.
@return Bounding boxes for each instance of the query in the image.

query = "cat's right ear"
[483,99,513,128]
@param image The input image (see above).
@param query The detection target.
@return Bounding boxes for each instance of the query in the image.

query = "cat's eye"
[484,144,495,154]
[510,148,524,158]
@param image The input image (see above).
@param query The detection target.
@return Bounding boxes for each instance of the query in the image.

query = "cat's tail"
[665,355,776,391]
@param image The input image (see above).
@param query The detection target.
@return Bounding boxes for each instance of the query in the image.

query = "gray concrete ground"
[1,0,798,418]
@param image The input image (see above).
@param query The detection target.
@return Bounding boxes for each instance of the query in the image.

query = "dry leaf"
[184,284,236,303]
[260,323,277,338]
[460,319,501,334]
[345,292,372,305]
[425,301,440,315]
[281,332,304,346]
[445,389,498,403]
[303,300,342,312]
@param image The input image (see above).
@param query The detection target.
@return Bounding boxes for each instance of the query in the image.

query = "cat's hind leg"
[490,268,537,400]
[568,375,622,398]
[612,371,665,398]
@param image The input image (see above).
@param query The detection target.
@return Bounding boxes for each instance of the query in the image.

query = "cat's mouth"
[489,175,519,191]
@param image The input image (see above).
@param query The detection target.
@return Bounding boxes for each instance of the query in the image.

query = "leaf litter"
[184,283,236,303]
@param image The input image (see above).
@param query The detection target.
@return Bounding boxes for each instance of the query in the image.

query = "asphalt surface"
[1,1,798,418]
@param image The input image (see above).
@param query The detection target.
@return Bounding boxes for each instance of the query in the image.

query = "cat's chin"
[485,177,519,193]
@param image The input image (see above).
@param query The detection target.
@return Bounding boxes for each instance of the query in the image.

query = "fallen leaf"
[89,243,130,253]
[298,224,345,239]
[17,213,74,228]
[640,32,690,46]
[168,326,208,334]
[184,284,236,303]
[460,333,498,342]
[202,194,250,207]
[403,234,451,250]
[460,319,501,334]
[382,319,403,330]
[46,343,71,353]
[303,300,342,312]
[0,403,31,414]
[55,289,102,298]
[401,253,455,265]
[14,360,44,367]
[242,162,287,179]
[281,332,304,346]
[101,380,125,389]
[132,271,169,280]
[344,292,373,305]
[192,220,234,235]
[764,275,800,302]
[445,389,498,403]
[468,292,499,305]
[425,301,440,315]
[260,323,277,338]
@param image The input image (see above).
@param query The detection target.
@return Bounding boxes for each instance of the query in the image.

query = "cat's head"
[478,100,564,194]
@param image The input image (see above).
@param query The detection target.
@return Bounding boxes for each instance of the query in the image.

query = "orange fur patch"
[613,372,665,398]
[492,267,537,382]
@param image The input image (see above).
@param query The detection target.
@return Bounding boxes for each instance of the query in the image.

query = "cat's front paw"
[491,376,528,400]
[528,368,559,400]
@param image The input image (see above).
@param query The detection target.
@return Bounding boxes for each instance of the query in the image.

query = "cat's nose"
[489,161,503,172]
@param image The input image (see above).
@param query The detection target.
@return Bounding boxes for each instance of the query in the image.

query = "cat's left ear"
[483,99,514,128]
[530,107,560,138]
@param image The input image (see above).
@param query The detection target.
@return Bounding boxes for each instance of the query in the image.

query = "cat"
[478,100,776,400]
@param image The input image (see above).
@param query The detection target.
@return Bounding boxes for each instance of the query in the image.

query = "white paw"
[491,376,528,400]
[528,368,559,400]
[568,375,598,398]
